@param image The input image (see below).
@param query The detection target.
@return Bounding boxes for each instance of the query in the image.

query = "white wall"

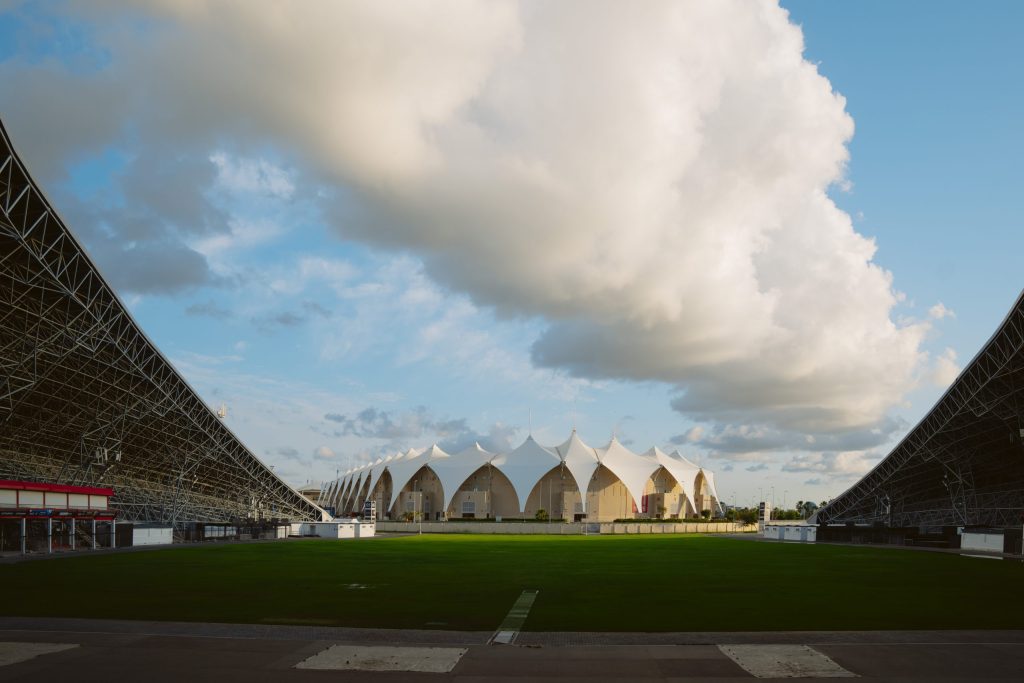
[762,523,816,542]
[289,521,375,539]
[375,521,753,534]
[961,531,1004,553]
[133,527,173,546]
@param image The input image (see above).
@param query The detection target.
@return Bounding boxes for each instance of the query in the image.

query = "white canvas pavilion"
[488,436,562,512]
[597,437,661,515]
[553,431,600,513]
[431,443,496,512]
[326,431,723,520]
[383,445,440,511]
[649,447,699,515]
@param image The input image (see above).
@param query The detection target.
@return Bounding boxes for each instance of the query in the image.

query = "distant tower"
[217,403,228,419]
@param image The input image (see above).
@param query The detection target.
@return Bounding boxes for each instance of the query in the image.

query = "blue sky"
[0,1,1020,508]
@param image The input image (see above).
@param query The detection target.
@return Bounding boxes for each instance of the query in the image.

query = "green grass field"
[2,535,1022,631]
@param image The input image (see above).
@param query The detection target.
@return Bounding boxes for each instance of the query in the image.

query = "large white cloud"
[1,0,937,439]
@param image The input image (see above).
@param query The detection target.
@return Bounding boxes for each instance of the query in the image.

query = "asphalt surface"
[0,618,1022,681]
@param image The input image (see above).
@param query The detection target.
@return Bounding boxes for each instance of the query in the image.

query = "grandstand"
[0,119,323,526]
[816,290,1024,548]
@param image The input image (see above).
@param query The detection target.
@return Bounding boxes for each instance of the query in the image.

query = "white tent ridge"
[326,432,724,519]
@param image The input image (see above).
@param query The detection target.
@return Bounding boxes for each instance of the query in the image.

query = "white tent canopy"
[489,436,561,512]
[701,469,724,514]
[321,432,723,519]
[597,437,661,513]
[364,454,397,504]
[650,447,699,514]
[384,445,446,511]
[553,430,600,513]
[431,443,495,511]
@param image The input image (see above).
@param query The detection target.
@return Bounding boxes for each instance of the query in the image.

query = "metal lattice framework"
[0,119,323,524]
[816,290,1024,528]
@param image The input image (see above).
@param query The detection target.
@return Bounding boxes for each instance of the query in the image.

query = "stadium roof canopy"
[817,290,1024,528]
[0,119,323,524]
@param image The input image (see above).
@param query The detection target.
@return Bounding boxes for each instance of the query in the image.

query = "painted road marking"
[0,642,78,667]
[719,644,857,678]
[490,589,539,645]
[295,645,467,672]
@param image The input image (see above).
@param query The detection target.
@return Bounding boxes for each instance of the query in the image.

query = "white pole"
[20,518,25,554]
[70,518,76,551]
[112,519,117,548]
[92,519,97,550]
[47,518,52,554]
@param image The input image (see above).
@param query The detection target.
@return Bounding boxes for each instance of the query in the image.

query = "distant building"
[322,431,723,522]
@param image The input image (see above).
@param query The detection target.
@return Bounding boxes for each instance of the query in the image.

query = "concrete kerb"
[3,617,1024,647]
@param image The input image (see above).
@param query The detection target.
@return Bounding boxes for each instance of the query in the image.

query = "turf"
[2,535,1022,631]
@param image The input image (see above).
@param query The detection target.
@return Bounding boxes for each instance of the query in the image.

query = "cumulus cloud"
[101,239,216,294]
[669,426,705,445]
[323,406,520,453]
[186,300,233,319]
[929,302,955,320]
[313,446,336,460]
[275,447,302,462]
[686,416,906,456]
[782,450,877,481]
[248,300,331,334]
[931,347,961,388]
[0,1,947,442]
[210,152,295,199]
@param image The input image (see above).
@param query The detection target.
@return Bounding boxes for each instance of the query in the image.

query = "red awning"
[0,479,113,497]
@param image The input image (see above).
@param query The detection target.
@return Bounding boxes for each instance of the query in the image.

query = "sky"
[0,0,1020,509]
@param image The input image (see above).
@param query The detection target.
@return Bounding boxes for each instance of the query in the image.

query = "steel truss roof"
[817,290,1024,528]
[0,119,322,524]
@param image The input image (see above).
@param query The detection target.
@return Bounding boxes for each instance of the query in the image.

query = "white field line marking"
[718,644,857,678]
[0,642,78,667]
[295,645,467,672]
[490,589,539,645]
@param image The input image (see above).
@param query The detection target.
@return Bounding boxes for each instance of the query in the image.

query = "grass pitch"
[2,534,1022,631]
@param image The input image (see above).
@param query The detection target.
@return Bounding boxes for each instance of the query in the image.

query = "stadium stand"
[0,119,323,527]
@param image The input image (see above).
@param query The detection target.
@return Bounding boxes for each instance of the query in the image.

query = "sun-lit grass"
[2,534,1022,631]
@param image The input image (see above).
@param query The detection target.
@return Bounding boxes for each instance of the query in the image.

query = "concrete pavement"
[0,618,1022,681]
